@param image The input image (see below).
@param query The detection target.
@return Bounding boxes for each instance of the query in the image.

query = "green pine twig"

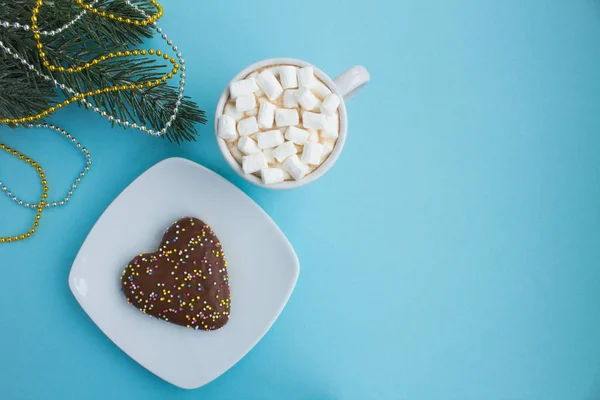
[0,0,205,143]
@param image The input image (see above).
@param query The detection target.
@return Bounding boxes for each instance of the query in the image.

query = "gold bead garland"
[0,0,175,126]
[0,0,170,242]
[74,0,163,26]
[0,144,47,243]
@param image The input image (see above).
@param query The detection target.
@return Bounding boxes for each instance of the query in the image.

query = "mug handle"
[333,65,370,102]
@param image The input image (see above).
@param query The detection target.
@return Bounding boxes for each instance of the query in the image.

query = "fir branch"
[0,0,205,142]
[0,53,56,118]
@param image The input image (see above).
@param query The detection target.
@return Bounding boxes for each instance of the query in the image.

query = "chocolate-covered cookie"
[121,217,231,331]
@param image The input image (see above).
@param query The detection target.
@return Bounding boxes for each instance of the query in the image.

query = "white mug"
[215,58,370,189]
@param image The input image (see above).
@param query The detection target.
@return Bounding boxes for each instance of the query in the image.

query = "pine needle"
[0,0,205,143]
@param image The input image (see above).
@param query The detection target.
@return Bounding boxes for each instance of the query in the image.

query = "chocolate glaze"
[121,217,230,331]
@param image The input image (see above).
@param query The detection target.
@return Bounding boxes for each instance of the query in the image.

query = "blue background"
[1,1,600,399]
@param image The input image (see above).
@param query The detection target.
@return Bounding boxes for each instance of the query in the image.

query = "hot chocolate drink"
[217,64,340,184]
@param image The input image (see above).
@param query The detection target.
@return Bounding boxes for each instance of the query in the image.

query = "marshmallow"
[295,87,320,111]
[237,116,259,136]
[230,78,259,99]
[301,141,324,165]
[312,79,332,99]
[248,72,264,96]
[257,99,276,129]
[217,115,237,140]
[275,108,299,127]
[245,108,258,116]
[283,155,309,180]
[263,147,275,164]
[322,140,335,155]
[242,152,268,174]
[272,141,298,162]
[308,129,320,143]
[285,126,309,145]
[302,111,326,129]
[320,93,340,115]
[260,168,285,185]
[229,145,244,164]
[236,93,256,113]
[321,115,339,139]
[283,90,299,108]
[298,66,315,88]
[257,69,284,101]
[268,66,280,77]
[279,66,298,89]
[282,169,292,180]
[257,129,284,149]
[238,136,261,155]
[224,102,244,121]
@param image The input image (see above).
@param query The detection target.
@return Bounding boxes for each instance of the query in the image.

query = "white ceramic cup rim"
[215,58,367,190]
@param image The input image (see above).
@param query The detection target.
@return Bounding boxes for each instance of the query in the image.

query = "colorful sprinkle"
[120,217,231,331]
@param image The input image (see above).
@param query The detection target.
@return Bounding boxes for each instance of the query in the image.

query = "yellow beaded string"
[0,0,178,126]
[0,144,48,243]
[0,0,169,243]
[73,0,163,26]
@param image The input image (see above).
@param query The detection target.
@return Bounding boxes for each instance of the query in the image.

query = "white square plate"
[69,157,300,389]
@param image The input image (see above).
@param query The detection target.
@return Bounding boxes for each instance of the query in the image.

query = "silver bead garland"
[0,0,187,209]
[0,124,91,209]
[0,0,99,37]
[0,0,187,137]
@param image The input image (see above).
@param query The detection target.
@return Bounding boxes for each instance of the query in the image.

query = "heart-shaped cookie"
[121,217,231,331]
